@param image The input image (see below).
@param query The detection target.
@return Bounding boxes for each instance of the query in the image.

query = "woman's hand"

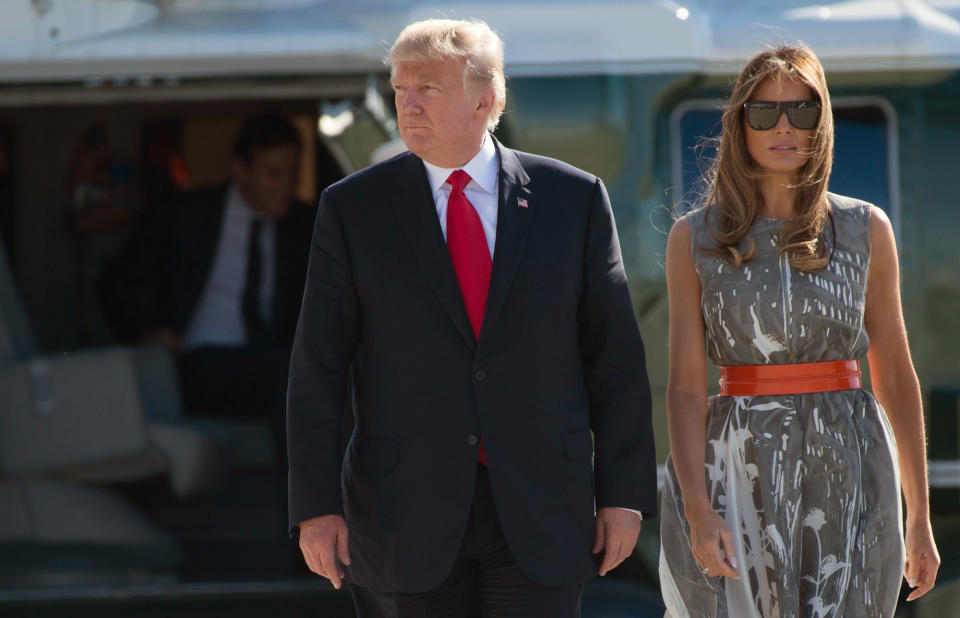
[686,505,740,579]
[904,517,940,601]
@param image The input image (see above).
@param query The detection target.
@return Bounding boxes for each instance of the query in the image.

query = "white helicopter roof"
[1,0,960,83]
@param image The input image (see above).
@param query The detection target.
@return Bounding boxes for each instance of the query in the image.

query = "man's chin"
[400,134,433,152]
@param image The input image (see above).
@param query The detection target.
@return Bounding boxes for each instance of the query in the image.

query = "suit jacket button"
[474,370,486,381]
[467,435,479,446]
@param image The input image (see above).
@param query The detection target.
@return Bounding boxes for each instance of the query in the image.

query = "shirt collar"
[421,132,499,197]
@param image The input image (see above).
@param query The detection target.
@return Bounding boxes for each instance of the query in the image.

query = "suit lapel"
[183,185,229,320]
[393,154,477,351]
[479,140,533,345]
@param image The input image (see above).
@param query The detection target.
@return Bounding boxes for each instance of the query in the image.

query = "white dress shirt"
[418,134,642,522]
[182,183,275,350]
[421,133,500,258]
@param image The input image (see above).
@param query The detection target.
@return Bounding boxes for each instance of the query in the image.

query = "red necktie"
[445,169,491,465]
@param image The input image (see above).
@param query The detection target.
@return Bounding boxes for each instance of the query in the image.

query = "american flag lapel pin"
[517,197,528,208]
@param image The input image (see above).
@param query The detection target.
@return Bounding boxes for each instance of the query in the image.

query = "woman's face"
[743,77,817,177]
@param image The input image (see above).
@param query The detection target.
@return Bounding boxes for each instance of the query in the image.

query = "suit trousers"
[349,465,583,618]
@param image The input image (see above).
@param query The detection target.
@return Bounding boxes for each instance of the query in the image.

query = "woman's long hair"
[702,44,834,272]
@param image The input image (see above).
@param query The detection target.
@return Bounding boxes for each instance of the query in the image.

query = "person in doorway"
[100,114,316,459]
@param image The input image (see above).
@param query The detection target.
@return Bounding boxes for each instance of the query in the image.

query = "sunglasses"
[743,100,822,131]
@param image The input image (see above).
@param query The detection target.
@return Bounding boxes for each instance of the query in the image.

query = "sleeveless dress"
[659,194,906,618]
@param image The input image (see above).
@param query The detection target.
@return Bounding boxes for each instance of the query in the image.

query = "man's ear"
[474,89,495,120]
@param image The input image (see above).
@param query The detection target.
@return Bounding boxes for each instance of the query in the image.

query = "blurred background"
[0,1,958,616]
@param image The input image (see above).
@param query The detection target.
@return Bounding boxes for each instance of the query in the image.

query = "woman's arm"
[665,216,738,578]
[864,205,939,600]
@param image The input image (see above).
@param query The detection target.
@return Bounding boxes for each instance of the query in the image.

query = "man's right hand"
[299,514,351,589]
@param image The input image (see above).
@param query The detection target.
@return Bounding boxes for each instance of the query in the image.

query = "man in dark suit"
[288,19,657,617]
[100,114,315,453]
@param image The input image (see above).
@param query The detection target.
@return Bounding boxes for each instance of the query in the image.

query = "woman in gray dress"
[659,45,940,617]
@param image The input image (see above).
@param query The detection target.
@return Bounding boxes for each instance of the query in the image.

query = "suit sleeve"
[286,188,359,534]
[97,201,176,341]
[578,178,658,518]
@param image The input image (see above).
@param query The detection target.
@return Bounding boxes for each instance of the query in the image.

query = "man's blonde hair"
[388,18,506,130]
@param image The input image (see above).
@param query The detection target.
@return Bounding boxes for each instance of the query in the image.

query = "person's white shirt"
[419,134,642,522]
[182,183,275,350]
[421,132,499,258]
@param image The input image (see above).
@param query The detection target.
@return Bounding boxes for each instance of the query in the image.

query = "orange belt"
[718,360,861,397]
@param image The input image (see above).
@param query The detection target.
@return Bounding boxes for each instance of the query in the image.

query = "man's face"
[392,58,492,167]
[233,143,300,217]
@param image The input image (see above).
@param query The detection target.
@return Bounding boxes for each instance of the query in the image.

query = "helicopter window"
[500,75,629,183]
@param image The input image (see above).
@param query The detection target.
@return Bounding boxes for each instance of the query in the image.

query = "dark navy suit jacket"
[286,139,657,593]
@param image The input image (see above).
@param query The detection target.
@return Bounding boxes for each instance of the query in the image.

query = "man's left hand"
[592,507,643,576]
